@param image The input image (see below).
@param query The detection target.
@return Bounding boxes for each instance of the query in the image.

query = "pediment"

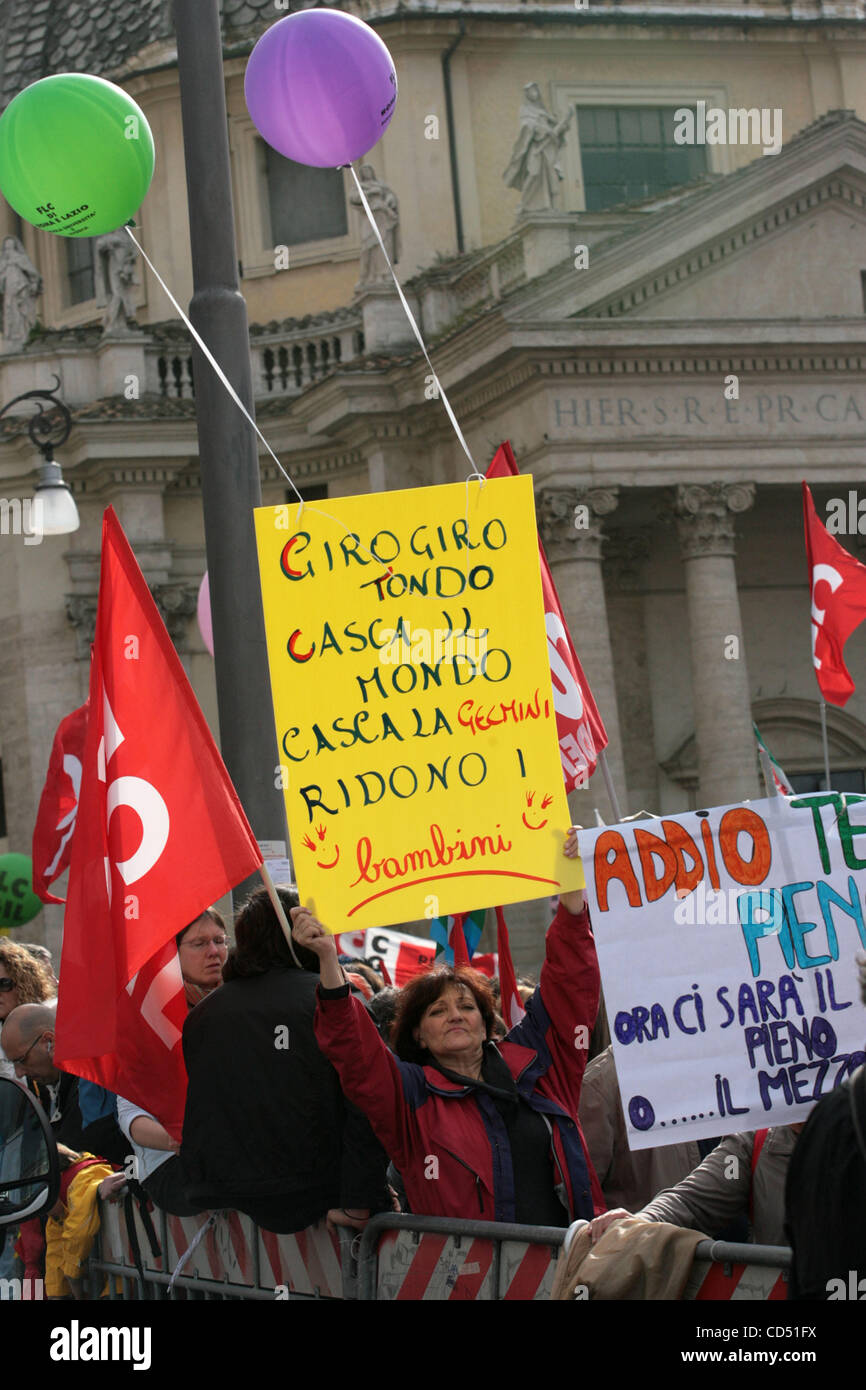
[581,178,866,321]
[510,112,866,326]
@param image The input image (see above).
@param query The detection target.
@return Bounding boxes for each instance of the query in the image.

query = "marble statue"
[351,165,400,285]
[94,230,139,335]
[503,83,574,213]
[0,236,42,345]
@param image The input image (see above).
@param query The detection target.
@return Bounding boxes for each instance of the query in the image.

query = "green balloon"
[0,853,42,928]
[0,73,155,237]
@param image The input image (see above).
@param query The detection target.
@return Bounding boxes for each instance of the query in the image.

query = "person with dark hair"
[179,885,390,1233]
[784,956,866,1299]
[346,961,384,996]
[367,986,400,1044]
[295,828,604,1226]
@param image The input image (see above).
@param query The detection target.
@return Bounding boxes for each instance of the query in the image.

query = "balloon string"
[125,227,304,506]
[127,228,496,622]
[347,165,485,487]
[124,225,410,573]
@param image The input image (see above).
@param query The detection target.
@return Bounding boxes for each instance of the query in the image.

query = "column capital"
[674,482,755,560]
[152,582,199,648]
[537,485,620,562]
[65,583,198,657]
[65,594,99,660]
[602,528,650,592]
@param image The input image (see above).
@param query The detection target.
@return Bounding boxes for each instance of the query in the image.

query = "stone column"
[538,486,629,823]
[675,482,760,807]
[603,529,658,813]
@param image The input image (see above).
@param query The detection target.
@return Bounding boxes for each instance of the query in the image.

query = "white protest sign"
[581,792,866,1149]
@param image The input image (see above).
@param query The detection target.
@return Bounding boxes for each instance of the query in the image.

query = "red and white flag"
[54,507,262,1139]
[31,701,89,904]
[803,482,866,707]
[486,443,608,790]
[494,906,525,1030]
[335,926,498,985]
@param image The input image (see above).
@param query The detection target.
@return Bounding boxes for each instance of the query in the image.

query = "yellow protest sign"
[254,476,584,931]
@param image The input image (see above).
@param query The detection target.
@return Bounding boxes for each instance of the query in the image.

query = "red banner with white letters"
[336,926,497,987]
[802,481,866,707]
[54,507,261,1138]
[31,701,89,904]
[486,443,607,789]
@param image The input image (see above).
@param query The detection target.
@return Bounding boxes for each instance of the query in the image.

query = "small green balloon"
[0,73,155,237]
[0,853,42,928]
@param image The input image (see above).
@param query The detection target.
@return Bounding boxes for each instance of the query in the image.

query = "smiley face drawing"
[522,790,553,831]
[302,823,340,869]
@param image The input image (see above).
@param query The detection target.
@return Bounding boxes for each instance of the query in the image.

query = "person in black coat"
[180,885,390,1233]
[784,959,866,1299]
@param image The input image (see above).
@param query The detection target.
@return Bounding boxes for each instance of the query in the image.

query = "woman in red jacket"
[293,829,605,1226]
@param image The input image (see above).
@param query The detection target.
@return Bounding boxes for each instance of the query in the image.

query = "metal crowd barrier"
[357,1213,566,1300]
[81,1199,793,1301]
[86,1199,351,1301]
[356,1214,792,1301]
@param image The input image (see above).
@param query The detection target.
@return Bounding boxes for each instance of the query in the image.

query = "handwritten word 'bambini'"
[345,824,562,915]
[279,520,507,580]
[351,822,513,885]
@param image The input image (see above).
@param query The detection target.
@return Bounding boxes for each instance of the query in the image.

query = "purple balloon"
[245,10,397,168]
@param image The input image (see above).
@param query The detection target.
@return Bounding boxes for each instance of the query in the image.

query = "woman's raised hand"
[290,906,337,958]
[290,906,347,989]
[559,826,585,915]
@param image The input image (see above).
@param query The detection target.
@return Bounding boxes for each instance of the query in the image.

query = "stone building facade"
[1,0,865,965]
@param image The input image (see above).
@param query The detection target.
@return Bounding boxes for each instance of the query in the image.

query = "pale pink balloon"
[197,572,214,656]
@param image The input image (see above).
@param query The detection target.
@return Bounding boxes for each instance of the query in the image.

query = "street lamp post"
[0,375,79,535]
[173,0,289,899]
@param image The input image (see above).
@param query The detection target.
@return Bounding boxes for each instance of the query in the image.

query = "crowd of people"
[0,827,863,1301]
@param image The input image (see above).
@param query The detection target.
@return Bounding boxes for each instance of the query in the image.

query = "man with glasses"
[1,1002,87,1151]
[114,908,228,1216]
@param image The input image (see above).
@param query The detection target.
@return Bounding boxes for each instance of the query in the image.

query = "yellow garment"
[44,1154,114,1298]
[550,1217,708,1300]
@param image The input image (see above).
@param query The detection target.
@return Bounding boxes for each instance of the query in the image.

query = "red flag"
[450,913,470,967]
[802,482,866,706]
[31,701,89,904]
[55,507,262,1139]
[486,443,608,789]
[494,906,525,1030]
